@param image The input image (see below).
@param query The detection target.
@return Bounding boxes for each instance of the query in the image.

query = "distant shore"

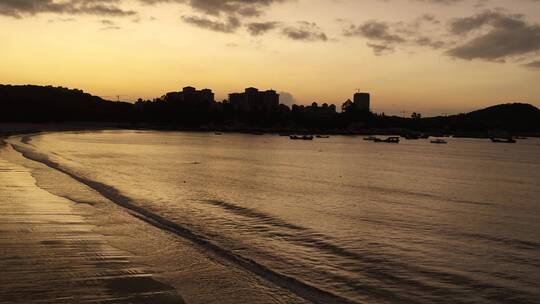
[2,122,539,140]
[0,122,128,137]
[3,85,539,137]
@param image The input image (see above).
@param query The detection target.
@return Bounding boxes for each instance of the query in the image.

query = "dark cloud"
[185,0,288,17]
[178,0,292,36]
[282,21,328,41]
[139,0,290,17]
[0,0,290,20]
[449,10,524,35]
[343,17,445,54]
[367,43,394,55]
[341,9,540,69]
[182,15,241,33]
[100,18,115,25]
[48,17,76,22]
[344,20,405,43]
[415,36,445,48]
[247,19,329,41]
[0,0,136,18]
[447,10,540,61]
[99,17,122,29]
[246,21,279,35]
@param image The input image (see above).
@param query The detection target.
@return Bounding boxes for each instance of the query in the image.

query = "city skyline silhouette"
[1,0,539,114]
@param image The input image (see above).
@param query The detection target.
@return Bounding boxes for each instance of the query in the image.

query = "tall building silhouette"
[229,88,279,112]
[163,86,214,107]
[353,92,370,112]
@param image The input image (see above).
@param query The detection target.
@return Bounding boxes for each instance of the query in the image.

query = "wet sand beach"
[0,135,191,303]
[0,154,185,303]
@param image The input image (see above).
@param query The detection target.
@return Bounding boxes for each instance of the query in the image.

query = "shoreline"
[2,122,539,139]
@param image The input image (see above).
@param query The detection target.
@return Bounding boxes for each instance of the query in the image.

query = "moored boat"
[383,136,400,143]
[430,139,447,144]
[290,135,314,140]
[491,137,516,143]
[374,136,400,143]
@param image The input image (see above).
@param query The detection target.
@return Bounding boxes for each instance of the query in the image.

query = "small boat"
[374,136,400,143]
[491,137,516,143]
[384,136,400,143]
[290,135,314,140]
[431,139,447,144]
[316,135,330,138]
[214,132,222,135]
[363,136,378,141]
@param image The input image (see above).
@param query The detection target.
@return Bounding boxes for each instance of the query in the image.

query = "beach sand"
[0,151,185,303]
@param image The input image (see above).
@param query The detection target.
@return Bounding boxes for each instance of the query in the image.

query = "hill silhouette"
[464,103,540,130]
[417,103,540,134]
[1,85,538,135]
[0,85,132,122]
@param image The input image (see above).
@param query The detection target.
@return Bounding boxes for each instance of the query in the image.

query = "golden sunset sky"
[1,0,539,115]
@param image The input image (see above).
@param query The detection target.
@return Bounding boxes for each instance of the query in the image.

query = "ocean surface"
[4,131,540,304]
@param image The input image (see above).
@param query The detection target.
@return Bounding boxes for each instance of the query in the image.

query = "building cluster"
[141,86,371,114]
[292,102,337,113]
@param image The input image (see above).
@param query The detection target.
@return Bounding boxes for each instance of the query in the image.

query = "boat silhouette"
[490,137,516,143]
[374,136,400,143]
[290,135,314,140]
[431,139,447,144]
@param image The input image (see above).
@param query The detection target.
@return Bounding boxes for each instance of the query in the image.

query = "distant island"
[1,84,539,137]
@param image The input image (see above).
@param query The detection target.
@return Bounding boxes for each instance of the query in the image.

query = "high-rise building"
[163,86,214,107]
[353,92,370,112]
[229,88,279,112]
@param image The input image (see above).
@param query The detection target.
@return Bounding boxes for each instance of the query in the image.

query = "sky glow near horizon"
[1,0,540,115]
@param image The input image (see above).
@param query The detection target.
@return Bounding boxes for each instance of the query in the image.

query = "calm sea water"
[9,131,540,303]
